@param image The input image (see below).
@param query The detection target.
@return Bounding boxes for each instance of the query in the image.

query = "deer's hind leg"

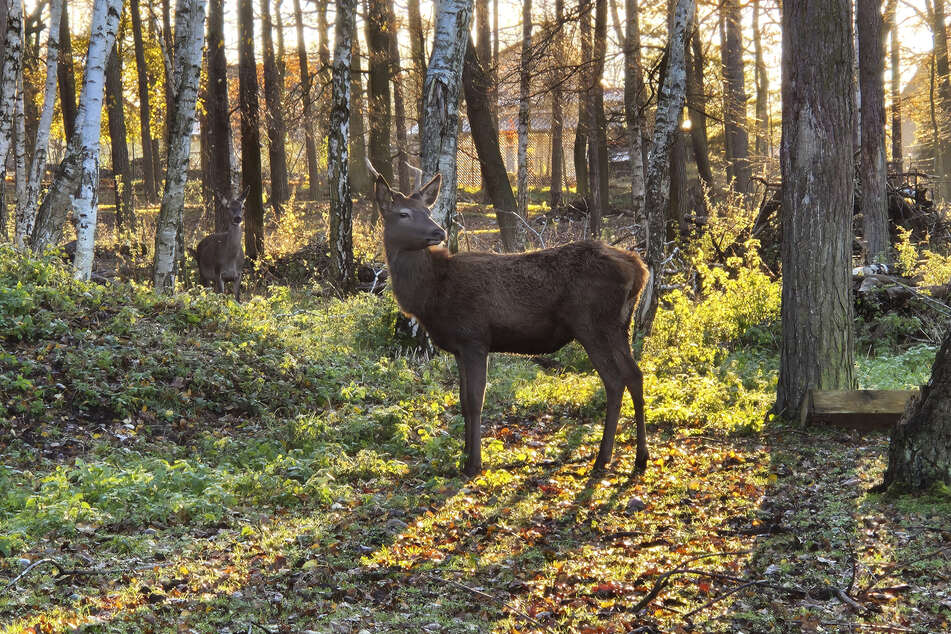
[609,332,648,472]
[578,336,626,472]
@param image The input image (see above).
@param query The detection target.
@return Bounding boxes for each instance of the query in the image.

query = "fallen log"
[799,389,917,432]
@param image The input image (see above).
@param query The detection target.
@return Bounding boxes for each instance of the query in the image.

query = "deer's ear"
[374,174,394,215]
[413,173,442,208]
[238,188,250,206]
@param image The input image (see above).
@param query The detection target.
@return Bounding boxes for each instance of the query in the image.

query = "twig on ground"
[429,573,555,633]
[682,580,761,620]
[790,620,917,632]
[2,558,59,594]
[836,587,867,614]
[631,551,753,613]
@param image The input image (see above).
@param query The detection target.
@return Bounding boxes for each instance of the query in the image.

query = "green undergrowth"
[0,245,944,632]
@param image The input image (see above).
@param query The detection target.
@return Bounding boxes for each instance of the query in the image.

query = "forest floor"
[1,194,949,633]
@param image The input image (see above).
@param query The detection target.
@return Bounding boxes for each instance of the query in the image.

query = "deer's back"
[424,241,647,354]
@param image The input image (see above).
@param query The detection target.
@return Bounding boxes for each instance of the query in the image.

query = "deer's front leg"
[233,272,241,302]
[460,347,488,477]
[455,354,470,460]
[217,275,225,294]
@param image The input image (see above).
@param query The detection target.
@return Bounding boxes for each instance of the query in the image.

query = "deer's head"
[368,161,446,252]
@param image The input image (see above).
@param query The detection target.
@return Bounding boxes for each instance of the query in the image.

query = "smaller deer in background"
[196,192,247,301]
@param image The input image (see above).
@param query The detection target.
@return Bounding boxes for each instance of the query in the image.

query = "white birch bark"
[153,0,208,293]
[71,0,124,281]
[329,0,355,290]
[16,0,61,248]
[515,0,531,239]
[636,0,693,335]
[0,0,23,175]
[13,69,26,234]
[420,0,474,252]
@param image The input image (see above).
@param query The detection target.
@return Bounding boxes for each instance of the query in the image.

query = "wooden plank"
[801,389,917,432]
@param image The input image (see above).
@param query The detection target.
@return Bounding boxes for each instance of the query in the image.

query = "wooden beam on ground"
[799,389,917,432]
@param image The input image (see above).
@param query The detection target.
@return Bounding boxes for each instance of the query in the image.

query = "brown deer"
[369,163,650,477]
[195,192,247,301]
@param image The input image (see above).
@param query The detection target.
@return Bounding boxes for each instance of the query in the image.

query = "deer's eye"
[399,211,410,219]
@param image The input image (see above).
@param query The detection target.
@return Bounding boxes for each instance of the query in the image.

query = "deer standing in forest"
[369,162,649,477]
[195,193,247,301]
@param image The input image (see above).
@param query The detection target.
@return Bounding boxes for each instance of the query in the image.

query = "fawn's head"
[216,190,248,228]
[369,162,446,252]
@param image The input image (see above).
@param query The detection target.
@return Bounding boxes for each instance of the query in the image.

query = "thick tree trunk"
[70,0,123,281]
[888,0,901,167]
[130,0,158,203]
[879,327,951,490]
[463,37,519,251]
[17,0,60,249]
[329,0,355,292]
[238,0,265,259]
[775,0,856,416]
[350,35,371,195]
[858,0,888,263]
[153,0,206,293]
[624,0,645,217]
[292,0,319,199]
[366,0,393,184]
[636,0,693,337]
[516,0,532,237]
[686,26,713,190]
[106,42,134,229]
[57,2,77,142]
[722,0,750,195]
[387,0,410,192]
[260,0,289,214]
[932,0,951,200]
[587,0,609,239]
[420,0,473,252]
[207,0,233,231]
[752,0,769,159]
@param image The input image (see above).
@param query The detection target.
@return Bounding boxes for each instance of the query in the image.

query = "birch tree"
[69,0,123,280]
[153,0,207,293]
[420,0,474,252]
[329,0,355,291]
[516,0,531,236]
[636,0,693,337]
[0,0,23,179]
[16,0,61,249]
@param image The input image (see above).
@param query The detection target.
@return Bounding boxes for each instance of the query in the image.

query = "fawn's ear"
[412,173,442,209]
[238,187,250,206]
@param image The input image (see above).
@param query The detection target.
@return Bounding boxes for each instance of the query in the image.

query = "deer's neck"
[226,225,244,256]
[386,246,443,321]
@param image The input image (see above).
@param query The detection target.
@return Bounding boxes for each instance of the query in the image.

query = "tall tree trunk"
[17,0,61,249]
[858,0,888,263]
[932,0,951,199]
[274,0,286,83]
[624,0,645,217]
[752,0,769,159]
[293,0,319,199]
[13,69,26,241]
[879,326,951,490]
[70,0,123,281]
[686,25,713,190]
[238,0,265,259]
[420,0,474,252]
[407,0,426,129]
[366,0,393,183]
[153,0,207,293]
[387,0,410,192]
[106,41,134,229]
[475,0,494,122]
[207,0,233,230]
[722,0,750,195]
[587,0,609,239]
[516,0,532,236]
[329,0,355,292]
[350,34,370,194]
[775,0,856,416]
[636,0,693,338]
[130,0,158,202]
[463,35,520,251]
[57,2,77,143]
[0,0,23,178]
[260,0,289,213]
[574,0,590,201]
[888,0,901,167]
[550,0,565,211]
